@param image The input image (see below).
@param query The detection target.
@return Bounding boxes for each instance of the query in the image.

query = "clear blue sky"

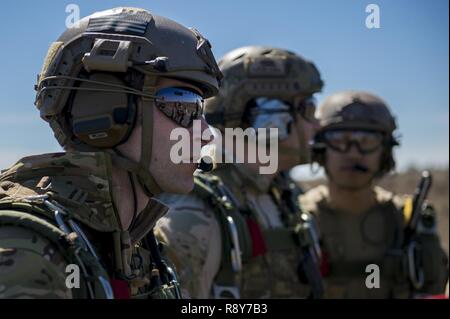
[0,0,448,174]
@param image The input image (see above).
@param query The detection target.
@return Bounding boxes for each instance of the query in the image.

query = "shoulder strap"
[141,231,183,299]
[269,173,324,298]
[193,173,252,298]
[269,171,303,227]
[0,198,113,299]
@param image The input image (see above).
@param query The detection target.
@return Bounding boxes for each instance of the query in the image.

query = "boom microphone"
[197,156,214,172]
[352,163,369,173]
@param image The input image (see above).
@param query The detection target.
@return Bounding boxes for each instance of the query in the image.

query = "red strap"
[320,250,330,277]
[246,217,267,257]
[110,279,131,299]
[421,294,448,299]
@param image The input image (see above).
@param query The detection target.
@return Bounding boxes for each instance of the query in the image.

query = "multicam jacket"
[156,163,319,299]
[299,185,448,298]
[0,151,180,299]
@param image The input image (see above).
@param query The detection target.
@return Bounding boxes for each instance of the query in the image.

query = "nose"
[347,142,363,158]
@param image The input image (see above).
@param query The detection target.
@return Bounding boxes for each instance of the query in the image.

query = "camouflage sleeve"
[155,193,222,299]
[0,225,72,299]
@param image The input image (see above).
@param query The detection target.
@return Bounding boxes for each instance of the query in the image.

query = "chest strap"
[194,173,252,298]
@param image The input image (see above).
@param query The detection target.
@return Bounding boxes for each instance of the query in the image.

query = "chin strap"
[138,75,163,196]
[108,74,163,196]
[108,152,162,196]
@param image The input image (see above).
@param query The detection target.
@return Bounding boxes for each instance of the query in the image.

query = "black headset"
[64,70,141,150]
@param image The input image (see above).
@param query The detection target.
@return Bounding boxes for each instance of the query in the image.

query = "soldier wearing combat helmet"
[0,7,221,298]
[300,90,448,298]
[156,46,325,298]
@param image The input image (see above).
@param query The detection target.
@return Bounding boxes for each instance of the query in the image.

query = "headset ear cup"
[69,73,135,148]
[376,150,390,177]
[315,146,326,166]
[383,149,396,174]
[377,137,397,176]
[117,94,137,144]
[317,150,326,166]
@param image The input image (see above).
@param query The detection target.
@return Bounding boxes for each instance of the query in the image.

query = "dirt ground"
[301,168,449,256]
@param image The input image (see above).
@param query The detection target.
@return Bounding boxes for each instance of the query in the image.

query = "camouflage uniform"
[156,46,324,299]
[0,7,221,299]
[301,185,448,298]
[158,166,322,299]
[301,91,448,298]
[0,152,171,298]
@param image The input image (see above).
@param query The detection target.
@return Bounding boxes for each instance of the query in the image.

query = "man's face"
[324,130,384,189]
[120,77,212,194]
[278,113,319,170]
[152,78,212,193]
[239,96,318,174]
[278,97,319,171]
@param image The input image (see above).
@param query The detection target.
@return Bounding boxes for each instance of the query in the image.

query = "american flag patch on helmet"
[86,10,152,35]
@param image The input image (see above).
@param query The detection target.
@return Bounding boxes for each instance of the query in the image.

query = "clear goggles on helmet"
[155,87,204,128]
[322,129,385,154]
[249,96,317,140]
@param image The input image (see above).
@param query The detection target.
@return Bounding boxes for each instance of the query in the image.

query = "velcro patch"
[86,10,152,35]
[247,57,287,77]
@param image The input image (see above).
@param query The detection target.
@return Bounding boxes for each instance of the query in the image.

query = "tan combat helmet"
[314,90,399,174]
[205,46,323,129]
[204,46,323,164]
[317,91,397,134]
[34,7,222,195]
